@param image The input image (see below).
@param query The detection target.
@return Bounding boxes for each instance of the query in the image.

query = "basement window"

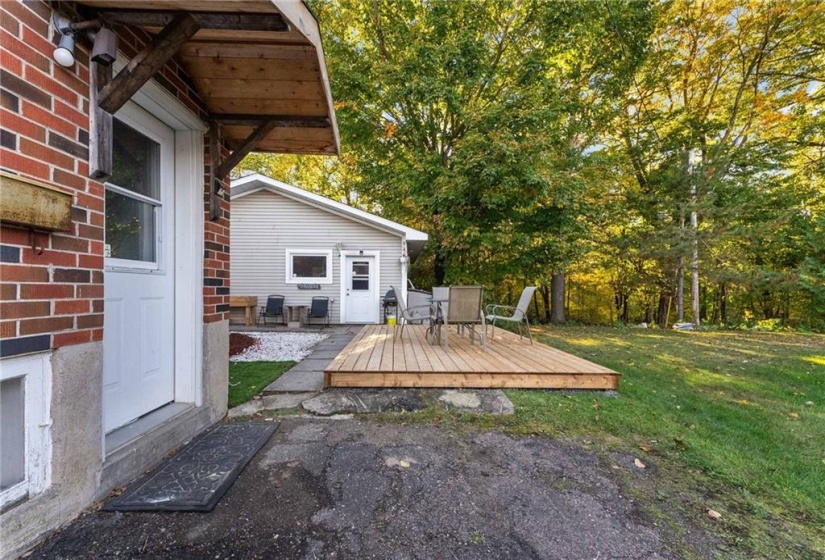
[0,353,51,510]
[286,250,333,284]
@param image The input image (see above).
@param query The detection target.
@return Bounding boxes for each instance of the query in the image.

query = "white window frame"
[285,249,333,284]
[104,107,170,274]
[0,353,52,510]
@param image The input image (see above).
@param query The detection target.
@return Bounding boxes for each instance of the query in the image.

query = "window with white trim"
[1,353,51,509]
[285,249,333,284]
[104,118,162,267]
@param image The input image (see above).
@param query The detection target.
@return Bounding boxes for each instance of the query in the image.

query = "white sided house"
[230,174,427,324]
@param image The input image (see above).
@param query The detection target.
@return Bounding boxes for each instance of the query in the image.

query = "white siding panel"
[230,190,403,324]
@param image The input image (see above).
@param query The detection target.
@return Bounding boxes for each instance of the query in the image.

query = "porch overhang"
[75,0,339,156]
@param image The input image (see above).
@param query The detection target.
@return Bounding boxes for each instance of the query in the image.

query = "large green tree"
[312,0,652,317]
[608,0,824,327]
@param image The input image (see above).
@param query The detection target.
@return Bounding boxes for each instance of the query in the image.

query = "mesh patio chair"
[307,296,330,327]
[485,286,537,344]
[257,295,285,327]
[445,285,486,350]
[390,285,433,343]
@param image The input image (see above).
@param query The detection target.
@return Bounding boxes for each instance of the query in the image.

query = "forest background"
[236,0,825,331]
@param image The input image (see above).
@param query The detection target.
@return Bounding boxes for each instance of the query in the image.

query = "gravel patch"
[229,332,328,362]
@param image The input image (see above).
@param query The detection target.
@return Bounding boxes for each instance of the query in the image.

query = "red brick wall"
[0,0,228,357]
[204,143,231,324]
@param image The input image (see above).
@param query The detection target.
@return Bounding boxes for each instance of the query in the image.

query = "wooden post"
[89,61,113,180]
[209,121,221,221]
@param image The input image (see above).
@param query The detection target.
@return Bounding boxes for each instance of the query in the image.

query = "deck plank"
[330,325,370,372]
[325,325,620,389]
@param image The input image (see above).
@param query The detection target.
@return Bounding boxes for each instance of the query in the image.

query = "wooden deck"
[324,324,620,389]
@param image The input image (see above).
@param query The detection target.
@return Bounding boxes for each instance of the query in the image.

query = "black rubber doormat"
[104,422,278,512]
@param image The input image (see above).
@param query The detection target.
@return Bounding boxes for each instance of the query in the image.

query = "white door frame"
[339,250,381,324]
[103,58,205,441]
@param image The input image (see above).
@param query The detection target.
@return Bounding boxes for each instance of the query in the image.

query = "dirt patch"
[229,333,258,357]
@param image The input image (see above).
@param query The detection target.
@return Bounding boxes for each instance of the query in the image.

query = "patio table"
[285,304,307,329]
[428,297,448,347]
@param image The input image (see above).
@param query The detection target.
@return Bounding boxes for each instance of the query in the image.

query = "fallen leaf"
[634,458,646,469]
[611,463,621,470]
[805,401,814,406]
[706,508,722,520]
[788,412,800,420]
[399,460,411,468]
[638,444,651,452]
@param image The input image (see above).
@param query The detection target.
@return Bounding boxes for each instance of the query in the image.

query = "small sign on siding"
[297,283,321,290]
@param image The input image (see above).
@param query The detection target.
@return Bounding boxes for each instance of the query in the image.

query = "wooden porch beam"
[215,120,279,179]
[99,11,288,32]
[89,61,113,179]
[211,114,331,128]
[98,13,200,114]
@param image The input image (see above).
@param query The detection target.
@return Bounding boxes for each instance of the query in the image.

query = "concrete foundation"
[1,343,103,560]
[203,320,229,416]
[2,321,230,559]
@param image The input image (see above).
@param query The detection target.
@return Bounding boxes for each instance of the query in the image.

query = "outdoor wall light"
[52,11,115,68]
[53,33,76,67]
[335,241,345,252]
[52,13,76,67]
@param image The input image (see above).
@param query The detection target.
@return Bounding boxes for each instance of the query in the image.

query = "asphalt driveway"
[29,417,708,559]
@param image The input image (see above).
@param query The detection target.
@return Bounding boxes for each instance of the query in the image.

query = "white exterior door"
[103,102,175,433]
[344,255,378,323]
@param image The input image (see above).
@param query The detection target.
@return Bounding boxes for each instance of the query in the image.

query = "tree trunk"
[621,294,629,323]
[434,250,446,286]
[720,282,727,324]
[550,271,565,324]
[540,286,551,323]
[656,292,668,328]
[676,259,684,322]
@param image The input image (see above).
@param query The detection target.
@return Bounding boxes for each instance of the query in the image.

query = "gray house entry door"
[344,255,378,323]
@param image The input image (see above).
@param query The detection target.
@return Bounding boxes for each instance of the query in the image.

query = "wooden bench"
[229,295,258,326]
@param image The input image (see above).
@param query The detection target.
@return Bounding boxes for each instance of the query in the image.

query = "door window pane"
[351,260,369,290]
[292,255,327,278]
[105,191,156,262]
[110,119,160,199]
[106,119,160,263]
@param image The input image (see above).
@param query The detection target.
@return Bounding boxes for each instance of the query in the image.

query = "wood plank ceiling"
[76,0,339,156]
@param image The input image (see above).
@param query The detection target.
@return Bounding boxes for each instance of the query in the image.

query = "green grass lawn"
[405,326,825,558]
[227,361,294,408]
[522,327,824,557]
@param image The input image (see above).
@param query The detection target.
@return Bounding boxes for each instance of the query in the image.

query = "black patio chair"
[307,296,330,327]
[258,295,285,326]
